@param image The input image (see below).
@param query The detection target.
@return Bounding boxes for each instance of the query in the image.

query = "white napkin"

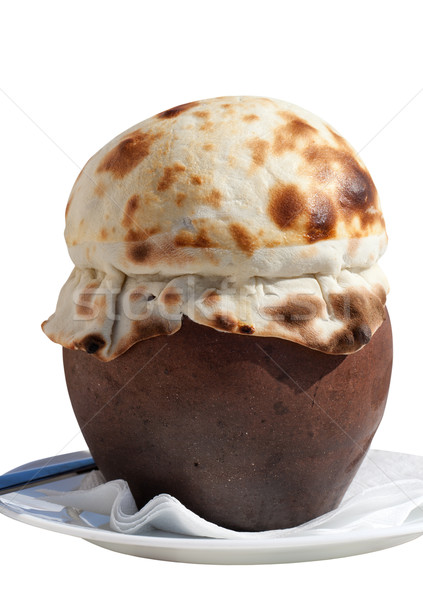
[42,449,423,539]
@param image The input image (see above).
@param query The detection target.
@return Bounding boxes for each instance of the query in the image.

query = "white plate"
[1,469,422,564]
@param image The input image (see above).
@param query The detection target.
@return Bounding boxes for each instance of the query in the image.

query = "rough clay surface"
[64,313,393,531]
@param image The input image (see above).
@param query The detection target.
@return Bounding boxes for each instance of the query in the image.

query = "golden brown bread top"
[42,96,389,360]
[64,96,385,268]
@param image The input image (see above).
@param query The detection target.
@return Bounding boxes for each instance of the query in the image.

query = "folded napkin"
[42,449,423,539]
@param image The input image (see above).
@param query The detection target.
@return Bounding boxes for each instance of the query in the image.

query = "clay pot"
[63,310,393,532]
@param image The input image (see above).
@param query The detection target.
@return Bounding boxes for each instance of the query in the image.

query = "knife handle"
[0,451,96,493]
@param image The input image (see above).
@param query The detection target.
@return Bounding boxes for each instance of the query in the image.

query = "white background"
[1,0,422,597]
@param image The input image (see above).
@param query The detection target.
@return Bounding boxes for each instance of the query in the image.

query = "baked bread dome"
[42,96,389,360]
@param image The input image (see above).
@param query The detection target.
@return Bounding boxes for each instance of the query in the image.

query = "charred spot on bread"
[127,241,152,263]
[80,334,106,355]
[157,163,186,192]
[239,324,255,334]
[247,138,269,167]
[97,131,160,179]
[213,314,237,332]
[229,223,258,255]
[306,193,337,243]
[268,183,304,229]
[156,101,200,119]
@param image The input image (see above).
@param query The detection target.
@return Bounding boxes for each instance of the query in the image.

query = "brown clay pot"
[63,310,393,532]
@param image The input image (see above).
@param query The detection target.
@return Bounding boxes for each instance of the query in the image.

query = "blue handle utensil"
[0,451,96,493]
